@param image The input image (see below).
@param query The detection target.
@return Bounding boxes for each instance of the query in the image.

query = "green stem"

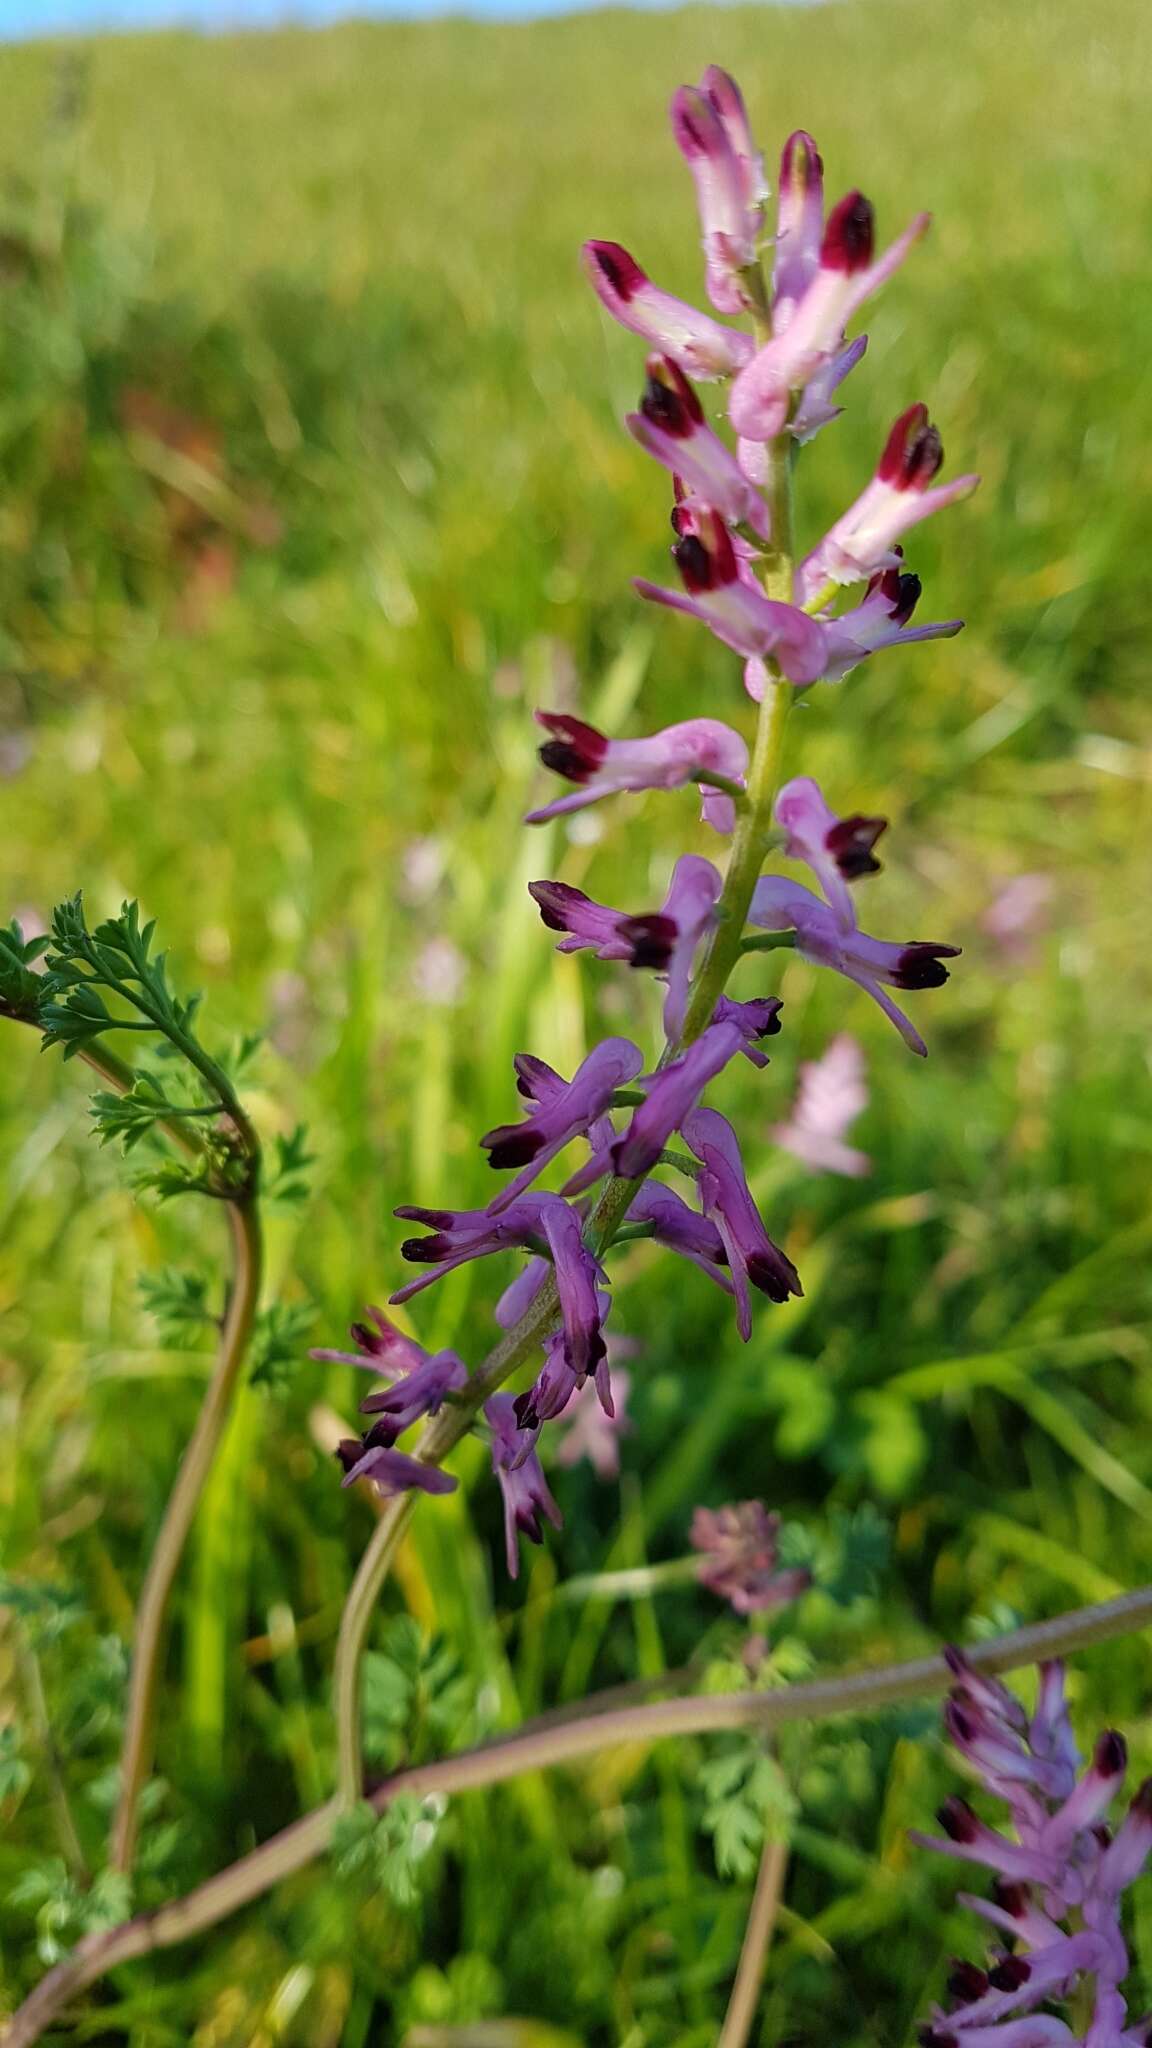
[8,1584,1152,2048]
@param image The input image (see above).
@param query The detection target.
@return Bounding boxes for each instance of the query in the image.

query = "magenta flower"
[682,1106,802,1336]
[712,993,784,1068]
[818,565,964,683]
[626,355,770,536]
[690,1501,812,1615]
[912,1655,1152,2048]
[582,241,754,381]
[311,1303,429,1379]
[529,854,721,1039]
[774,774,888,931]
[750,875,959,1057]
[771,1034,871,1178]
[513,1279,616,1430]
[799,404,979,600]
[336,1439,458,1498]
[394,1191,607,1383]
[358,1347,469,1440]
[635,508,829,684]
[610,1017,748,1179]
[771,129,825,331]
[526,710,748,829]
[479,1038,644,1207]
[553,1368,633,1480]
[629,1179,732,1293]
[670,71,766,314]
[729,190,930,443]
[486,1392,563,1578]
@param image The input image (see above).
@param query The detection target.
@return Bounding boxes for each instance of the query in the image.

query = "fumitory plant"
[2,65,1150,2048]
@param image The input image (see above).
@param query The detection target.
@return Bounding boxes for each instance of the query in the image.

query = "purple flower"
[626,355,770,536]
[393,1191,607,1383]
[336,1439,458,1498]
[729,190,931,443]
[771,1034,871,1178]
[799,404,979,600]
[634,508,829,685]
[553,1369,634,1480]
[816,564,963,684]
[610,1018,748,1179]
[629,1178,732,1293]
[690,1501,811,1616]
[479,1038,644,1207]
[529,854,721,1040]
[358,1348,469,1439]
[582,240,754,381]
[526,710,749,830]
[774,774,888,931]
[670,70,766,313]
[682,1106,802,1337]
[712,993,784,1068]
[912,1657,1152,2048]
[311,1303,428,1379]
[750,875,959,1057]
[486,1392,563,1577]
[513,1281,615,1430]
[658,854,723,1039]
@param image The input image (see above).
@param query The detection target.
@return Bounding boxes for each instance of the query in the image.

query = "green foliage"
[137,1265,218,1345]
[248,1299,316,1391]
[42,895,203,1059]
[7,1860,133,1966]
[359,1616,473,1767]
[264,1123,315,1207]
[699,1744,797,1880]
[331,1793,444,1910]
[0,918,47,1022]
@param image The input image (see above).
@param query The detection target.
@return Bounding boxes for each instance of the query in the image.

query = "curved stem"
[717,1836,789,2048]
[8,1584,1152,2047]
[109,1195,263,1873]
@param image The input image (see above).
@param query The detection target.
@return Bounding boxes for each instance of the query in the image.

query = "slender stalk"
[330,428,801,1804]
[717,1837,789,2048]
[109,1194,263,1873]
[7,1585,1152,2047]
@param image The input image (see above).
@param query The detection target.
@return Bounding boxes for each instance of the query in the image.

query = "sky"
[0,0,693,31]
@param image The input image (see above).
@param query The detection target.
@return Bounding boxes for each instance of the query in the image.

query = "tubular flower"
[774,774,888,931]
[487,1392,563,1578]
[394,1191,607,1382]
[682,1106,802,1336]
[819,565,964,683]
[336,1439,458,1498]
[358,1348,469,1439]
[729,190,930,443]
[912,1656,1152,2048]
[611,1018,749,1179]
[711,992,785,1067]
[311,1303,429,1378]
[514,1283,615,1430]
[628,1178,732,1293]
[526,711,748,829]
[750,875,960,1057]
[670,71,766,314]
[771,1033,871,1178]
[582,240,754,380]
[634,508,829,683]
[529,854,722,1041]
[799,403,979,599]
[627,355,770,535]
[479,1038,644,1207]
[690,1501,812,1615]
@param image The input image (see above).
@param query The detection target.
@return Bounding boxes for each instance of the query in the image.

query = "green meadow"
[2,0,1152,2037]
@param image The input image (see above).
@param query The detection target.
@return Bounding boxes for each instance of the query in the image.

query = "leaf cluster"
[330,1793,444,1910]
[0,919,48,1024]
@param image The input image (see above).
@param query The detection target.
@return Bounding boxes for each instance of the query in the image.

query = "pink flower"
[799,404,979,600]
[682,1107,802,1337]
[634,508,829,684]
[582,241,754,381]
[774,774,888,931]
[526,710,748,830]
[611,1018,748,1179]
[819,566,964,683]
[750,875,959,1057]
[771,1034,871,1178]
[626,355,770,536]
[487,1392,563,1577]
[690,1501,811,1615]
[729,190,930,443]
[336,1440,458,1498]
[529,853,722,1042]
[553,1369,633,1480]
[479,1039,644,1207]
[670,70,766,313]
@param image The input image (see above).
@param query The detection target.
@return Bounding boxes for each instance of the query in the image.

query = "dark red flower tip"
[826,812,887,880]
[513,1389,541,1431]
[944,1699,976,1745]
[746,1248,803,1303]
[399,1232,451,1263]
[350,1320,385,1353]
[361,1415,401,1451]
[919,2030,957,2048]
[878,403,944,490]
[821,190,874,273]
[1095,1730,1128,1778]
[335,1437,365,1475]
[528,879,591,933]
[641,355,704,438]
[483,1129,545,1170]
[616,911,678,971]
[702,66,747,122]
[946,1959,989,2005]
[671,86,722,159]
[585,240,647,303]
[779,129,823,193]
[991,1879,1030,1918]
[892,942,962,990]
[395,1205,453,1227]
[1129,1776,1152,1821]
[536,711,608,784]
[938,1795,979,1843]
[674,513,738,594]
[988,1956,1031,1992]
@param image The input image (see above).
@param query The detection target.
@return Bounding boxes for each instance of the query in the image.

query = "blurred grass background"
[2,0,1152,2039]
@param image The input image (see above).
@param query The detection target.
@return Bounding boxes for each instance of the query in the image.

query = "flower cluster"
[315,69,971,1577]
[913,1653,1152,2047]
